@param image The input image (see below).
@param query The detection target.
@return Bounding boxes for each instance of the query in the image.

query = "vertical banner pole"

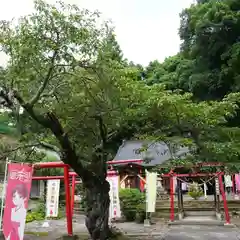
[204,182,207,199]
[145,170,157,226]
[170,173,175,222]
[218,173,230,224]
[0,159,9,230]
[71,175,76,218]
[64,165,73,236]
[215,177,220,213]
[42,180,50,228]
[177,179,181,212]
[232,175,235,199]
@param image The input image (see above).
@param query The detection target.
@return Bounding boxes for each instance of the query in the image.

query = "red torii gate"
[31,160,142,236]
[162,171,230,224]
[31,160,231,236]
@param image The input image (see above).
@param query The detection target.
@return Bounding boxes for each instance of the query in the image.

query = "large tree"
[0,0,142,238]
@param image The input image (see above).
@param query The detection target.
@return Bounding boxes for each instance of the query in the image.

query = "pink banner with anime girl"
[3,163,33,240]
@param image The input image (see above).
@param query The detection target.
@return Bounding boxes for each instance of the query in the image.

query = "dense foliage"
[144,0,240,100]
[141,0,240,170]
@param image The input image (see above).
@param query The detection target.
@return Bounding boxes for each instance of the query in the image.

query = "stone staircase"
[169,210,224,226]
[152,199,240,219]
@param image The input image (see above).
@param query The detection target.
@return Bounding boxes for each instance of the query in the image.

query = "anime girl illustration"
[6,184,28,240]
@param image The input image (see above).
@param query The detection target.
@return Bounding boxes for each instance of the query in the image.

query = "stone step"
[73,208,84,213]
[156,207,216,210]
[184,211,216,216]
[155,203,216,208]
[169,216,224,226]
[156,200,240,204]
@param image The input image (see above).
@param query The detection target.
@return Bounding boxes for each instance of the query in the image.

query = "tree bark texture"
[85,180,111,240]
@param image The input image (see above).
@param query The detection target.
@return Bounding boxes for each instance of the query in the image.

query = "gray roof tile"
[113,140,188,166]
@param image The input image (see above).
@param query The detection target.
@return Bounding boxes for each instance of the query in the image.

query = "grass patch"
[24,231,49,236]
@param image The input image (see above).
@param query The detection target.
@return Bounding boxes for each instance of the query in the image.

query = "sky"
[0,0,194,66]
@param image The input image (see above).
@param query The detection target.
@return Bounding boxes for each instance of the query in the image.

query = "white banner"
[215,178,220,195]
[46,180,60,217]
[146,170,157,213]
[106,174,121,219]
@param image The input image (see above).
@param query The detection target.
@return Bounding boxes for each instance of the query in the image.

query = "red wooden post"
[218,173,230,224]
[71,175,76,217]
[170,172,175,222]
[64,165,73,236]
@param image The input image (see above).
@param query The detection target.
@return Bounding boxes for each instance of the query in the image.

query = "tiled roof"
[113,140,189,166]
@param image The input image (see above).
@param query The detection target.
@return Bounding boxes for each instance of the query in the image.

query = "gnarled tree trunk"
[0,91,113,239]
[84,179,111,240]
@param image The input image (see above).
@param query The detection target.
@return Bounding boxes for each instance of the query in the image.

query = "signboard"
[3,163,33,240]
[145,170,157,213]
[106,173,121,219]
[46,180,60,217]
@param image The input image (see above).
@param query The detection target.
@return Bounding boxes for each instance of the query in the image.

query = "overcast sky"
[0,0,194,66]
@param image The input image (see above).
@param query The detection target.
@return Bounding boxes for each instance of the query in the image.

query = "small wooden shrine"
[112,140,188,193]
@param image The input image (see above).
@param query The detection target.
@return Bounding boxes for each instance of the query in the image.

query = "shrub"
[135,202,146,223]
[119,188,145,222]
[26,211,45,223]
[26,201,63,223]
[188,182,203,200]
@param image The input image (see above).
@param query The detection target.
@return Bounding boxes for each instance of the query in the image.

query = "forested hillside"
[144,0,240,101]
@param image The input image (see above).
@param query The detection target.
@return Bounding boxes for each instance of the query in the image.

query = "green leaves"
[178,0,240,100]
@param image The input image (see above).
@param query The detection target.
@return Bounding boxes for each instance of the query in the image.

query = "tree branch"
[41,82,67,99]
[28,49,58,106]
[95,115,107,145]
[13,90,50,128]
[37,141,61,155]
[45,112,97,183]
[2,143,42,155]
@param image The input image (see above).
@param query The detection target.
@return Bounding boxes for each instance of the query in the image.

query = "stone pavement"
[163,225,240,240]
[25,215,168,238]
[24,216,240,239]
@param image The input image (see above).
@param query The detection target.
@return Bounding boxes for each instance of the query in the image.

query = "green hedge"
[119,188,145,223]
[26,202,63,223]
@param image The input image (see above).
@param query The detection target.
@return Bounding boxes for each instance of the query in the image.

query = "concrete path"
[163,225,240,240]
[24,216,240,239]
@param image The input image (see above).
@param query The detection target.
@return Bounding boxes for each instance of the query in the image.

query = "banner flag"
[46,180,60,218]
[3,163,33,240]
[106,172,121,219]
[146,170,157,213]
